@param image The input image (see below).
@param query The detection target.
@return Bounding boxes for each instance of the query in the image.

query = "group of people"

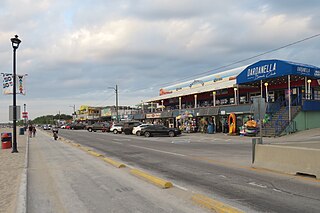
[28,125,36,137]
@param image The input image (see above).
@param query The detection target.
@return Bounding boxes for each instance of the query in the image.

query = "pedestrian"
[28,125,33,138]
[32,126,36,137]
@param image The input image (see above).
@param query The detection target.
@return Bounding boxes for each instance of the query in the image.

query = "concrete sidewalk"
[27,130,205,213]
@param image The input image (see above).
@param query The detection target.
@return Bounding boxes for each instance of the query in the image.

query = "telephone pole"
[108,85,119,123]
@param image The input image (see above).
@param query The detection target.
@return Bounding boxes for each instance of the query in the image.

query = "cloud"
[0,0,320,122]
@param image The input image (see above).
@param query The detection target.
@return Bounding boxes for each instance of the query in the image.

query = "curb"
[15,135,29,213]
[130,168,173,189]
[88,150,103,157]
[192,193,243,213]
[102,157,126,168]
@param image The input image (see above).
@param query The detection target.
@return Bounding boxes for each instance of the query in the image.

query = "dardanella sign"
[247,62,277,81]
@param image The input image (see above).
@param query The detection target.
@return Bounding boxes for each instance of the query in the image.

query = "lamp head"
[307,79,312,83]
[264,82,269,86]
[11,35,21,50]
[212,91,216,95]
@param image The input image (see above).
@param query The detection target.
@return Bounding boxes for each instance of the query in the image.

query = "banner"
[2,73,27,95]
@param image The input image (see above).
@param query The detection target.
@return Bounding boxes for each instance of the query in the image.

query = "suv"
[86,122,110,132]
[110,123,123,134]
[122,121,142,135]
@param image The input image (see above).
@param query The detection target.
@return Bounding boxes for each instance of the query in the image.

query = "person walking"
[32,126,36,137]
[28,125,33,138]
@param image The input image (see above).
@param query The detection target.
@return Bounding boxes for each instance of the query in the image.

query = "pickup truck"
[86,123,110,132]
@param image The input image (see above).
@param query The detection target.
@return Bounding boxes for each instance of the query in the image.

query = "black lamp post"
[11,35,21,153]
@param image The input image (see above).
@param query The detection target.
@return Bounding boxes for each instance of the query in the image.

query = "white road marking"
[174,184,188,191]
[273,188,283,193]
[111,141,123,145]
[171,140,190,144]
[113,139,131,141]
[218,175,227,178]
[129,145,186,157]
[248,182,267,188]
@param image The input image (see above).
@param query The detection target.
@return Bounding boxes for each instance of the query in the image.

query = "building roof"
[237,59,320,85]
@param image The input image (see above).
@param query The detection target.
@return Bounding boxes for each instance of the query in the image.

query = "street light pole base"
[11,150,19,153]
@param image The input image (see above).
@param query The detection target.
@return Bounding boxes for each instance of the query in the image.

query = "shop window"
[220,99,228,105]
[240,96,247,104]
[268,91,275,102]
[314,89,320,100]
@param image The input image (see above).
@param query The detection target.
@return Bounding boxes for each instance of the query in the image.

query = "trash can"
[1,133,12,149]
[19,127,25,135]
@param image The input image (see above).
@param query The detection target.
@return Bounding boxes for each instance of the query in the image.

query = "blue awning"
[236,59,320,84]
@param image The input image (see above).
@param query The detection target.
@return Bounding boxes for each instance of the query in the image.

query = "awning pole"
[305,77,307,99]
[260,80,263,98]
[288,75,291,122]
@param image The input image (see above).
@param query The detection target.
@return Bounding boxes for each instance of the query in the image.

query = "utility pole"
[116,85,119,123]
[69,105,76,121]
[108,85,119,123]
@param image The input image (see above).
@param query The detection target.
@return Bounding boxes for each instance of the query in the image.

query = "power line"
[154,32,320,88]
[114,33,320,97]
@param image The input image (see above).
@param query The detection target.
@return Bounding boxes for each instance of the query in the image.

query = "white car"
[110,124,123,134]
[132,124,153,136]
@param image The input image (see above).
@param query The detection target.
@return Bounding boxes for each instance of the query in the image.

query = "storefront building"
[137,59,320,136]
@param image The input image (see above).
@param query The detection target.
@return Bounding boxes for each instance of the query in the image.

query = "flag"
[2,73,27,95]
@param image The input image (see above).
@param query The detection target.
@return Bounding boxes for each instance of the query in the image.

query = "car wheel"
[168,131,175,137]
[144,131,151,137]
[113,129,118,134]
[136,131,141,136]
[88,128,92,132]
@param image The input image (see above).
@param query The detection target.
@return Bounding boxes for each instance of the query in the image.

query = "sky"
[0,0,319,122]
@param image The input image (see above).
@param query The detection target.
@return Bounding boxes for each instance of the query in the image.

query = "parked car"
[110,123,123,134]
[132,124,153,136]
[69,123,86,130]
[42,125,51,130]
[122,121,142,135]
[86,122,110,132]
[140,125,181,137]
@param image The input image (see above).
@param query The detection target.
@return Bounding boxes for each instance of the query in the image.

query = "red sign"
[22,111,28,118]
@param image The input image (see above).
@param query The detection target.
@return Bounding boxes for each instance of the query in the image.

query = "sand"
[0,128,27,213]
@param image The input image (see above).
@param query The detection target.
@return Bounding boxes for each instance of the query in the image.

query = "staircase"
[262,105,301,137]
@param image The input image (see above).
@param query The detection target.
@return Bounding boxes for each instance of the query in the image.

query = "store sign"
[146,113,161,119]
[247,62,277,81]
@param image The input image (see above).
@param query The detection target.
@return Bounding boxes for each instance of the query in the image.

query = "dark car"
[140,125,181,137]
[122,121,142,135]
[86,122,110,132]
[69,123,86,130]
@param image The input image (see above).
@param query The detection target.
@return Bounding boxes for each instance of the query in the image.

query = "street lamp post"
[11,35,21,153]
[108,85,119,122]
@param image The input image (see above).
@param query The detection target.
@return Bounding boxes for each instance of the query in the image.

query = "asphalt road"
[59,129,320,213]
